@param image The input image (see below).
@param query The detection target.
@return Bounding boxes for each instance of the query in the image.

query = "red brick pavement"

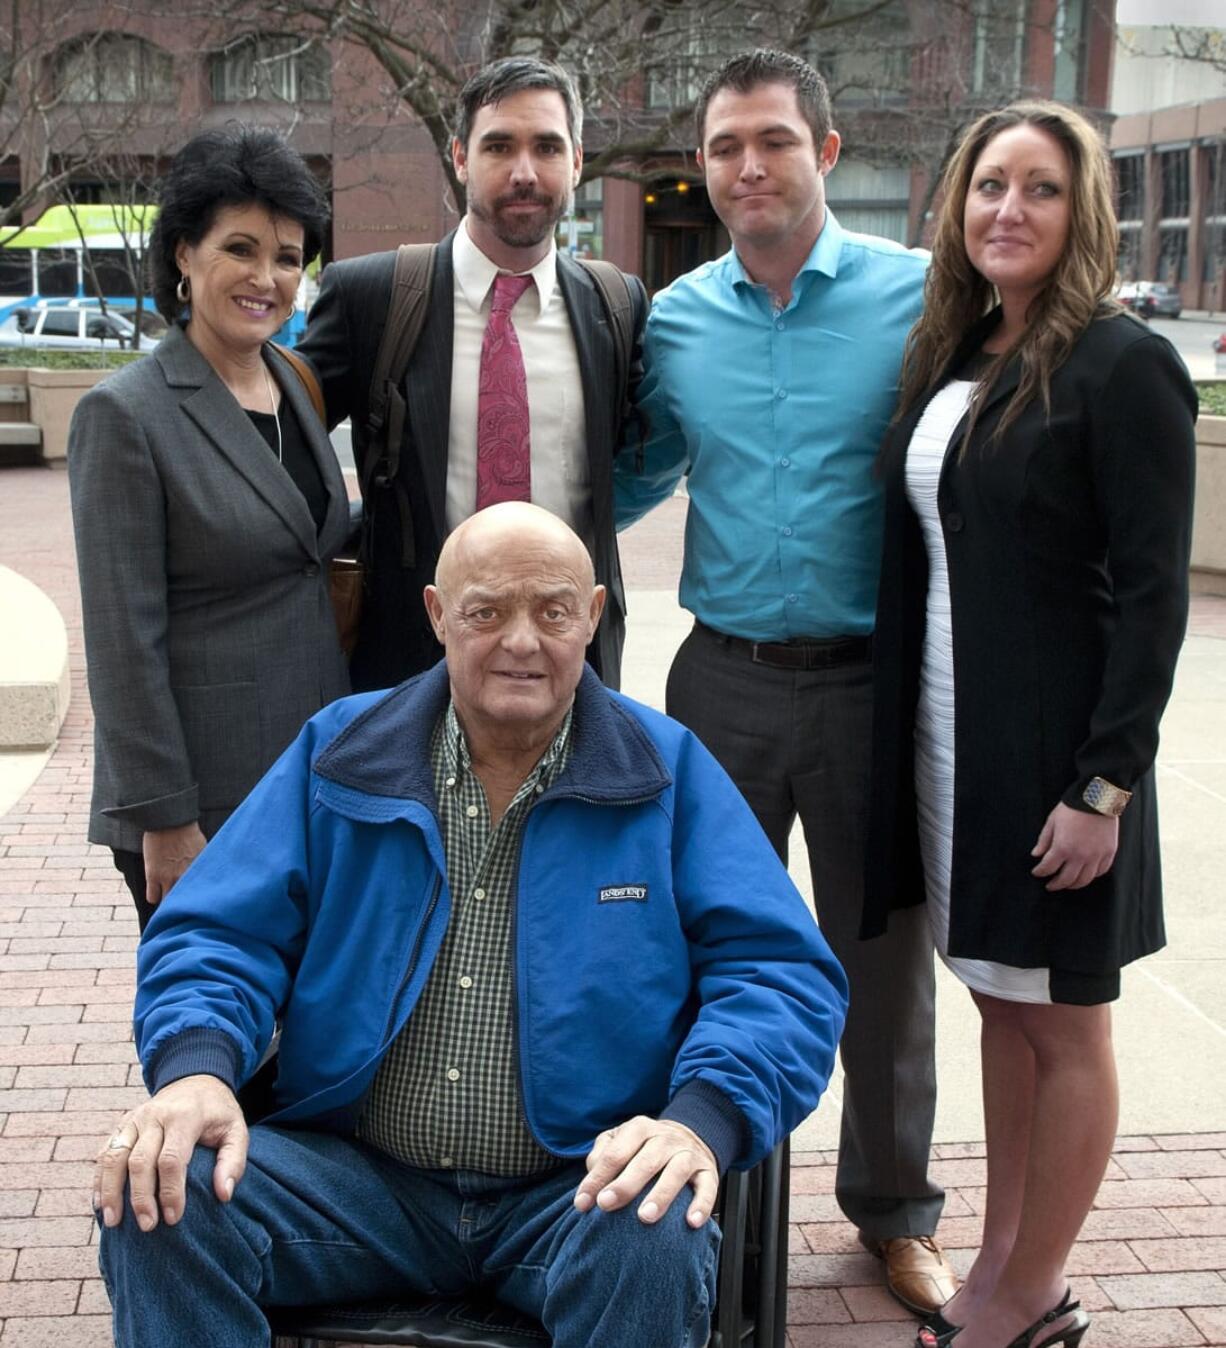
[0,462,1224,1346]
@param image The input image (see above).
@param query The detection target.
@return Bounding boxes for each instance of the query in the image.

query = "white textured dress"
[905,381,1053,1003]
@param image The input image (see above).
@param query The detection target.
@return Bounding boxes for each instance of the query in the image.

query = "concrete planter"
[25,367,112,462]
[0,564,69,750]
[1192,413,1226,595]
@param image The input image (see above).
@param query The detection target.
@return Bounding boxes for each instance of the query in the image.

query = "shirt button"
[781,526,793,537]
[534,783,544,794]
[459,975,474,990]
[302,562,320,577]
[775,388,787,400]
[445,776,456,788]
[465,804,479,819]
[787,593,799,604]
[779,457,790,468]
[775,320,785,331]
[473,887,486,901]
[946,511,965,533]
[446,1067,460,1082]
[440,1156,454,1168]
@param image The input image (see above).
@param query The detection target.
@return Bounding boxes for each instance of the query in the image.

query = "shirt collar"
[441,701,573,786]
[454,216,559,319]
[728,207,844,295]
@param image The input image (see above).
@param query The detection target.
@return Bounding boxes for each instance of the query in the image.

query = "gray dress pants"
[667,622,943,1238]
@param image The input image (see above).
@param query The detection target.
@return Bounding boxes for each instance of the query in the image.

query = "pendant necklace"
[260,360,283,464]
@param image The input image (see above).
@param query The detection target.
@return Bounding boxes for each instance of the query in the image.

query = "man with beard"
[301,57,647,691]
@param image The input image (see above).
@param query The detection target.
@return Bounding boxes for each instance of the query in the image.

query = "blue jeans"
[99,1125,720,1348]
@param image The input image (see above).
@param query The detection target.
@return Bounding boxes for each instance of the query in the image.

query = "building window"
[647,24,724,110]
[1051,0,1086,103]
[972,0,1026,93]
[1204,140,1226,283]
[1157,226,1187,282]
[1158,147,1190,219]
[1205,223,1225,283]
[1117,226,1142,281]
[210,33,330,104]
[809,0,911,105]
[54,34,174,104]
[1154,146,1190,282]
[825,159,910,244]
[556,178,604,259]
[1113,152,1144,223]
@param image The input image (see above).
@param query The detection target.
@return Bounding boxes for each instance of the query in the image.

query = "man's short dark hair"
[695,49,832,150]
[148,125,329,321]
[454,56,583,151]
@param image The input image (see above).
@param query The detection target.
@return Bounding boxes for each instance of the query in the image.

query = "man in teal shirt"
[615,49,956,1317]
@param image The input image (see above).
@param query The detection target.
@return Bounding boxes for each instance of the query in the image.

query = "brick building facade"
[1,0,1119,290]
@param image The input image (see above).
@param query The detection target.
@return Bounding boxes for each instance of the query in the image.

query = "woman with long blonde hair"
[865,101,1196,1348]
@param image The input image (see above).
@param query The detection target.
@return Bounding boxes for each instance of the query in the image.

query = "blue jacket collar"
[314,661,671,811]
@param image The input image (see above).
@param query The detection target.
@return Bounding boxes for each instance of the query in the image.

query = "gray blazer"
[68,324,351,853]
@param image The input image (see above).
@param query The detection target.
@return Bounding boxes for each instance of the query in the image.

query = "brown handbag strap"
[270,342,326,423]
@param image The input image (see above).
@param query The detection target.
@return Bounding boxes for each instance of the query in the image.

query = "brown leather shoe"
[861,1234,959,1316]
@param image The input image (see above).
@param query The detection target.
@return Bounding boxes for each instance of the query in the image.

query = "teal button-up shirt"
[616,211,927,639]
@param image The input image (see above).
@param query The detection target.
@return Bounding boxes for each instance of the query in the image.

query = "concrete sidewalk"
[0,465,1223,1345]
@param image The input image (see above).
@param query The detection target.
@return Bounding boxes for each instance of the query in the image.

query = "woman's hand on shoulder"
[1030,802,1118,892]
[142,822,208,908]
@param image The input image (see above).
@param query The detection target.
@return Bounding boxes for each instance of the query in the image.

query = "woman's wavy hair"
[149,124,329,322]
[896,100,1121,443]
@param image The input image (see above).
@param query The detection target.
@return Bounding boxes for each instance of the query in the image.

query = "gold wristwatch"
[1082,776,1132,817]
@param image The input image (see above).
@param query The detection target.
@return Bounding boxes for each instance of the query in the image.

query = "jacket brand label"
[599,884,648,904]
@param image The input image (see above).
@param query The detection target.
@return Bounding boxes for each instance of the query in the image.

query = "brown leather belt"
[694,619,871,671]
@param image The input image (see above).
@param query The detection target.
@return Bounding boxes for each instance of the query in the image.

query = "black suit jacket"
[864,310,1196,975]
[299,231,648,691]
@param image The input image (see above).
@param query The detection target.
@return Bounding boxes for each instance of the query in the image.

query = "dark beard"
[470,189,570,249]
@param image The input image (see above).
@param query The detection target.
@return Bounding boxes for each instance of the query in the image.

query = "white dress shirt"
[446,219,592,551]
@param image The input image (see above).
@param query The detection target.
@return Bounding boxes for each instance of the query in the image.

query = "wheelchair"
[267,1138,790,1348]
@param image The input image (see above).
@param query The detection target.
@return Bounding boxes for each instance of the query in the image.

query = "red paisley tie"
[476,272,534,510]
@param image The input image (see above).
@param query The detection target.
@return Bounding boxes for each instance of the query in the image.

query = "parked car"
[1117,281,1182,319]
[0,304,158,352]
[115,307,168,340]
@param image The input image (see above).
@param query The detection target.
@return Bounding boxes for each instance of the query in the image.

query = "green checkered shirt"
[358,703,572,1176]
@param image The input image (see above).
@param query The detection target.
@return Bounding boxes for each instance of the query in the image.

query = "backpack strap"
[577,256,644,469]
[270,342,325,423]
[363,243,437,569]
[577,257,634,411]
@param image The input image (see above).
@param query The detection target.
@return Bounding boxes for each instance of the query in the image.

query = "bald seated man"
[95,503,849,1348]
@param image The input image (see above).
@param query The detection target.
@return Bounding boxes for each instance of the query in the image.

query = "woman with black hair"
[68,125,351,930]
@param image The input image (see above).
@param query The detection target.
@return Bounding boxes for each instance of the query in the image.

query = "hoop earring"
[286,300,297,322]
[176,274,190,305]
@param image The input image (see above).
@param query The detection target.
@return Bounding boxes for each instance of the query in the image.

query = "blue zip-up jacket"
[136,663,848,1171]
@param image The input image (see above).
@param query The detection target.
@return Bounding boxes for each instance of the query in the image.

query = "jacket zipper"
[378,871,443,1047]
[510,789,659,1150]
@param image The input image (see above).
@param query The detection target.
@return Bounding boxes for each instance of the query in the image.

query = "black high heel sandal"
[916,1306,962,1348]
[1004,1288,1090,1348]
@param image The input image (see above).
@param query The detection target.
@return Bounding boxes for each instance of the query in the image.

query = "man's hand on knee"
[93,1074,247,1233]
[574,1116,718,1229]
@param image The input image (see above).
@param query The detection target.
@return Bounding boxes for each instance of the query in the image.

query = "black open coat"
[864,310,1196,975]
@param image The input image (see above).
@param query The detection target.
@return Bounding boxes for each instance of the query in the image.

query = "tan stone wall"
[1192,415,1226,594]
